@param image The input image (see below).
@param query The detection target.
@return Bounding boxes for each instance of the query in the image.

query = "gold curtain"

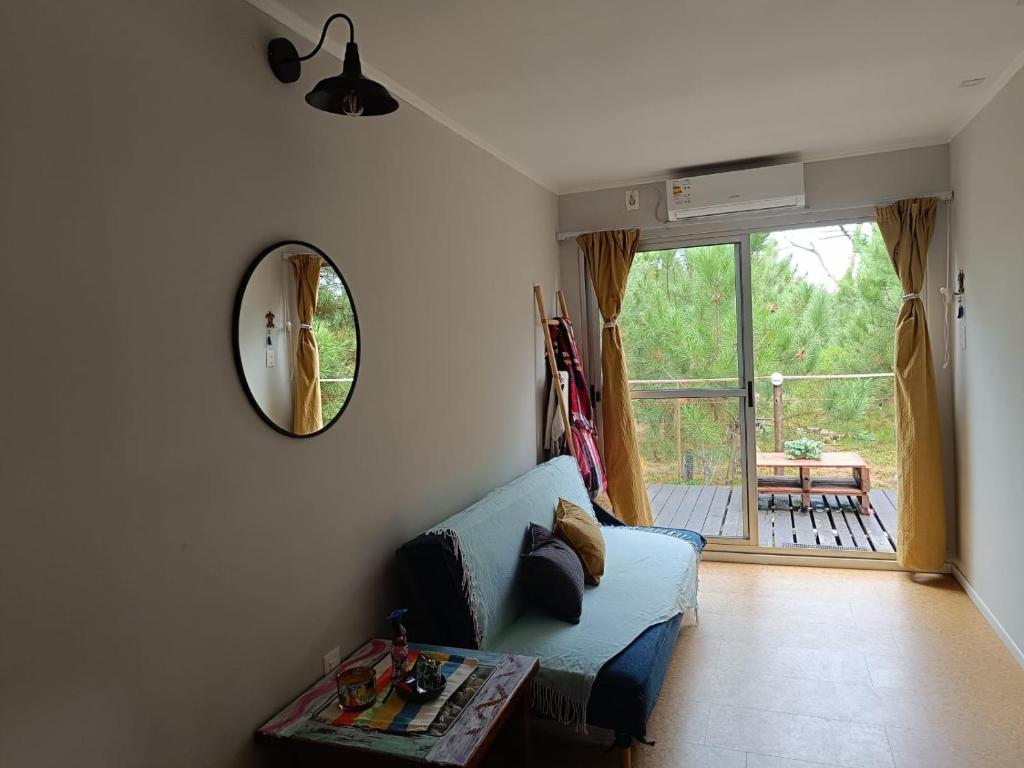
[875,198,946,569]
[289,254,323,435]
[577,229,653,526]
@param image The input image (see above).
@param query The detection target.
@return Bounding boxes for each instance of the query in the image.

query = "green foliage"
[822,379,873,428]
[313,267,358,422]
[621,246,740,382]
[784,438,823,460]
[620,224,902,486]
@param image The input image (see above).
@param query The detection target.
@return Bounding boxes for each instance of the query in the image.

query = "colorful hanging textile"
[548,316,607,496]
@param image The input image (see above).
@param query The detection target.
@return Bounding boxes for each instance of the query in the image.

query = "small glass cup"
[335,666,376,711]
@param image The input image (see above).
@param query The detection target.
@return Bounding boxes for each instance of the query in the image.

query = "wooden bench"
[756,451,872,515]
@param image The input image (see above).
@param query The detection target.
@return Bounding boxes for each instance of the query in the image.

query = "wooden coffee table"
[257,639,537,767]
[756,451,872,515]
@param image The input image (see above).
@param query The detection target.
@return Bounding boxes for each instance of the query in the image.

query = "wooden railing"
[628,372,895,483]
[629,371,893,391]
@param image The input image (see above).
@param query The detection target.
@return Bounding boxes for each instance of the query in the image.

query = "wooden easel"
[534,285,577,459]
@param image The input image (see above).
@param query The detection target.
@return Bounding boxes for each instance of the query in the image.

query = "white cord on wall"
[940,199,952,369]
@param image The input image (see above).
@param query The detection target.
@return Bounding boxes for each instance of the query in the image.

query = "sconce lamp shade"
[267,13,399,118]
[305,43,399,116]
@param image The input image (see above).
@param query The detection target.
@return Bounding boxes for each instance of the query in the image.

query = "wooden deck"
[648,484,899,554]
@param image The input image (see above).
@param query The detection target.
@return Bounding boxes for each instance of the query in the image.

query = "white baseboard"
[703,549,951,573]
[952,563,1024,670]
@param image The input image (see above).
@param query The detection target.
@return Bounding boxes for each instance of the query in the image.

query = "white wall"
[238,253,294,430]
[950,65,1024,657]
[0,1,558,766]
[557,146,956,557]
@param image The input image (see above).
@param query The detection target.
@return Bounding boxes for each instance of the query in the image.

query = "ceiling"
[256,0,1024,192]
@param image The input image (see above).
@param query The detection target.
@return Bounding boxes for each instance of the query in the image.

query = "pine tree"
[619,224,901,485]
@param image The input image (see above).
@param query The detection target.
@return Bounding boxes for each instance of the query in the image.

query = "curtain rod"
[555,189,954,241]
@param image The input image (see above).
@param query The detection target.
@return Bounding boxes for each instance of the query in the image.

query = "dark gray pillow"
[519,523,584,623]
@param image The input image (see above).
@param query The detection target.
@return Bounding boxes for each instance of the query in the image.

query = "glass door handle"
[746,381,754,407]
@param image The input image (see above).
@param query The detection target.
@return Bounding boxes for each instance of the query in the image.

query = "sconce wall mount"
[268,38,302,84]
[268,12,399,117]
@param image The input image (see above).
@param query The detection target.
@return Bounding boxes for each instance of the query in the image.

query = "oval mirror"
[233,241,359,437]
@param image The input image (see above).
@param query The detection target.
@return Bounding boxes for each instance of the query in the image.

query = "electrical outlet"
[323,646,341,675]
[625,189,640,211]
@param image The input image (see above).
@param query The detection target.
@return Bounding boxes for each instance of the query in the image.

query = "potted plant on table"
[784,438,823,460]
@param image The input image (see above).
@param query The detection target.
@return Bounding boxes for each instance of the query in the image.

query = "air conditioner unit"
[666,163,805,221]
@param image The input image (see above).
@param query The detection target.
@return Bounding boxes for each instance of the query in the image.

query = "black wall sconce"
[268,13,399,116]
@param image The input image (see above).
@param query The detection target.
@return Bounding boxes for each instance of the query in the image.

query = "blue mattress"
[586,612,683,744]
[587,511,704,743]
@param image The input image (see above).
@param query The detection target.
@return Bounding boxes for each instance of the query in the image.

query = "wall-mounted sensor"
[625,189,640,211]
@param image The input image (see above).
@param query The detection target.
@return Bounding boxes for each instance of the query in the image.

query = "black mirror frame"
[232,240,361,439]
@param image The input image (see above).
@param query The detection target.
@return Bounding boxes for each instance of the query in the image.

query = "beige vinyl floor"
[534,561,1024,768]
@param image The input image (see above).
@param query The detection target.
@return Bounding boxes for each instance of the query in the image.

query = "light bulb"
[342,92,364,116]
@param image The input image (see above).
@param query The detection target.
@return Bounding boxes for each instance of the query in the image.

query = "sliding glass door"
[619,239,757,543]
[748,224,899,557]
[617,224,898,558]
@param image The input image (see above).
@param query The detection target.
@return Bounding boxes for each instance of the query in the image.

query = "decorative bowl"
[395,675,446,702]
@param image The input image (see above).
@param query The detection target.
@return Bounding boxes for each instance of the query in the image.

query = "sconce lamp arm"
[298,13,355,62]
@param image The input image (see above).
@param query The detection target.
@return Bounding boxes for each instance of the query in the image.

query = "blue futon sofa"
[396,457,704,750]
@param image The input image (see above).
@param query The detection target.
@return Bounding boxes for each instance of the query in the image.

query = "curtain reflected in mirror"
[234,241,359,437]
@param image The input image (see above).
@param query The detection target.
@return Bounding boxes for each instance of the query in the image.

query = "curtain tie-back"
[603,319,618,328]
[902,293,921,302]
[299,323,313,330]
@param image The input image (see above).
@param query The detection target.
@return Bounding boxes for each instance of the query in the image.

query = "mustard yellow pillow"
[554,498,606,586]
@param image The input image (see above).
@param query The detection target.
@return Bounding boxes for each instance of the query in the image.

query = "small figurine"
[386,608,410,683]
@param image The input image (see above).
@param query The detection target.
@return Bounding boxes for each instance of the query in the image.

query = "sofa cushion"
[519,523,585,623]
[555,498,606,585]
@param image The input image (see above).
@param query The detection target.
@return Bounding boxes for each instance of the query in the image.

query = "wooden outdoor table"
[256,639,537,767]
[756,451,872,515]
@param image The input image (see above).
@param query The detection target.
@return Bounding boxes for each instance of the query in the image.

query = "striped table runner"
[314,650,478,733]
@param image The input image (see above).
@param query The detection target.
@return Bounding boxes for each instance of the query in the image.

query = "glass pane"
[621,244,741,391]
[750,225,899,554]
[750,224,898,484]
[314,265,358,424]
[634,397,747,539]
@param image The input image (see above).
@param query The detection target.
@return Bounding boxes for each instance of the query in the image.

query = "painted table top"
[256,638,537,766]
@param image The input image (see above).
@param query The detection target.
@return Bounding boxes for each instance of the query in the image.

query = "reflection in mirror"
[234,241,359,437]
